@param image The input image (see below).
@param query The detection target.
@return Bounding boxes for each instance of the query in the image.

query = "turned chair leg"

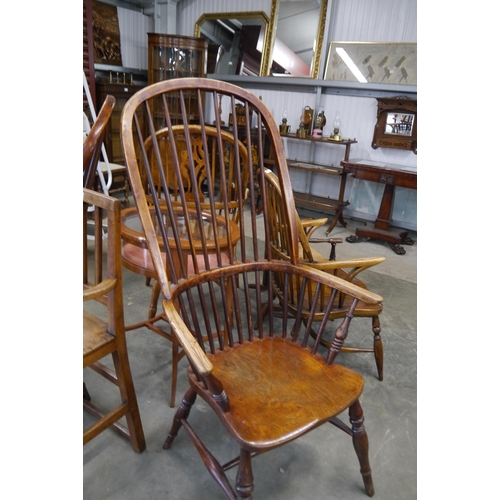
[148,280,162,319]
[236,448,254,499]
[169,334,180,408]
[349,400,374,497]
[372,316,383,381]
[163,387,197,449]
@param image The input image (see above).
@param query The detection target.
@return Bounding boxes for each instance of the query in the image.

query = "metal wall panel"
[328,0,417,42]
[117,6,153,69]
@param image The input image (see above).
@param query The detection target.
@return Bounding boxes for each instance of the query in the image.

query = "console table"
[340,159,417,255]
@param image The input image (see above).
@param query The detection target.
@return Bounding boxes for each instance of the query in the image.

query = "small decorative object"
[301,106,314,135]
[329,111,342,141]
[298,121,306,138]
[229,103,251,126]
[130,73,134,85]
[312,109,326,137]
[314,109,327,130]
[279,111,289,135]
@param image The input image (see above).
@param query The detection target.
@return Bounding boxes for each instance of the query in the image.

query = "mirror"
[384,112,415,136]
[372,97,417,154]
[194,12,271,77]
[268,0,328,78]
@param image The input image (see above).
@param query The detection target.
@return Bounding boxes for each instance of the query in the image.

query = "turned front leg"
[349,400,374,497]
[236,448,254,499]
[372,315,383,381]
[163,387,197,449]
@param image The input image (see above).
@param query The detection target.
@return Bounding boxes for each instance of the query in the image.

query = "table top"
[341,158,417,175]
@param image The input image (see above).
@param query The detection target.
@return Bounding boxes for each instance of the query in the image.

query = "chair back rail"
[83,95,116,190]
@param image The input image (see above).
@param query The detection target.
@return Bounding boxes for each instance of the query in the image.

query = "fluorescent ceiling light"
[217,19,235,34]
[336,47,367,83]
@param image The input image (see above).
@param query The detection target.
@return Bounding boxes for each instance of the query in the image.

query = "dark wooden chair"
[83,187,145,453]
[83,94,116,189]
[263,168,386,380]
[121,77,382,498]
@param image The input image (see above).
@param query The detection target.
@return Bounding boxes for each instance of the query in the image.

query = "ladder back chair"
[264,168,385,380]
[83,188,145,453]
[83,95,116,190]
[121,77,382,498]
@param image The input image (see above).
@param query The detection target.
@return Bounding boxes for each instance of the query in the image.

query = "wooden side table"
[341,159,417,255]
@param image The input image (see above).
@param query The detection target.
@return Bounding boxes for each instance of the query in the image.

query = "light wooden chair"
[121,77,382,497]
[263,168,385,380]
[83,188,145,453]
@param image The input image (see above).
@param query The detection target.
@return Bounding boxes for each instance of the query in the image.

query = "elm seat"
[201,337,364,448]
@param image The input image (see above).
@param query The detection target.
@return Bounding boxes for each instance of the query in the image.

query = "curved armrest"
[162,300,214,377]
[304,255,386,283]
[83,278,117,301]
[300,217,329,240]
[295,262,383,305]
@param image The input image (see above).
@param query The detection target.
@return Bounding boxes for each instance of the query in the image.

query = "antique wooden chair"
[120,123,250,407]
[83,95,115,190]
[83,188,145,453]
[263,168,385,380]
[121,77,382,498]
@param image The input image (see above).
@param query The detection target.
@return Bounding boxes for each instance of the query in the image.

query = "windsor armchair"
[121,77,381,498]
[264,169,385,380]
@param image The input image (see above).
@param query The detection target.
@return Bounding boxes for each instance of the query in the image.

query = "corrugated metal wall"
[117,6,154,70]
[329,0,417,42]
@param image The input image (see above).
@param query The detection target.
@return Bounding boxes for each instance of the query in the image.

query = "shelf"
[292,192,349,212]
[281,133,357,145]
[210,75,417,99]
[287,160,343,176]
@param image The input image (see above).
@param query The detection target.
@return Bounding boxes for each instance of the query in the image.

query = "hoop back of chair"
[121,78,299,297]
[83,95,116,189]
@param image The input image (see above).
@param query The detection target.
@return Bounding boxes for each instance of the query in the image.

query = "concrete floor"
[83,212,417,500]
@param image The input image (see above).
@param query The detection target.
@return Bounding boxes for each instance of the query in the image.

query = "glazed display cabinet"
[148,33,208,126]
